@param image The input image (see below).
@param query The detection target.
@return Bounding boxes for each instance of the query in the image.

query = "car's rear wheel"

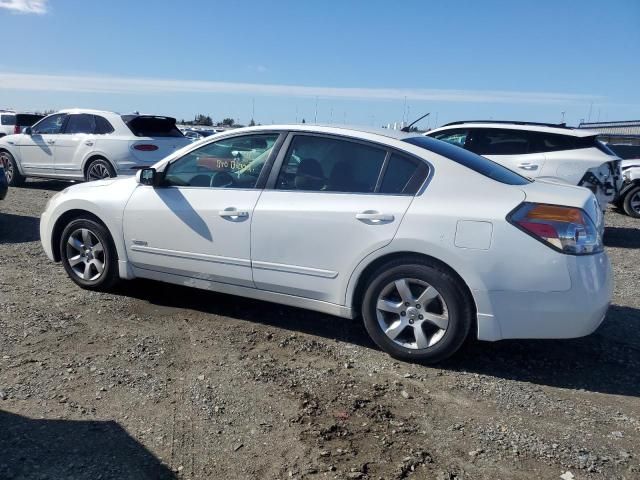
[59,218,119,290]
[85,158,116,182]
[622,185,640,218]
[0,150,25,186]
[362,260,473,363]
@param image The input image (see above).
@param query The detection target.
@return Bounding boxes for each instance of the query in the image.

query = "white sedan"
[0,109,191,185]
[40,125,613,362]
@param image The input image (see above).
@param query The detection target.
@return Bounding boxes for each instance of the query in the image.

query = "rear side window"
[64,114,96,134]
[379,153,429,194]
[123,115,184,137]
[469,128,529,155]
[94,115,114,134]
[1,114,16,125]
[403,136,531,185]
[277,135,386,193]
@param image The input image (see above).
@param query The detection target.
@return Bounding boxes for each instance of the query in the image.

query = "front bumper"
[474,252,613,341]
[39,206,55,261]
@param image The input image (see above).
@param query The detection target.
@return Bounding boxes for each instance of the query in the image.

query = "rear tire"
[85,158,116,182]
[361,259,473,363]
[622,186,640,218]
[0,150,25,187]
[59,218,119,290]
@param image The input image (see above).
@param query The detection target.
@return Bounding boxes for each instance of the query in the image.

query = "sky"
[0,0,638,128]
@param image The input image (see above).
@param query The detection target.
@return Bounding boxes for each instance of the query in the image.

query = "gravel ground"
[1,179,639,480]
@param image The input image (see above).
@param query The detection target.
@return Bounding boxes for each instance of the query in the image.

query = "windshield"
[404,136,531,185]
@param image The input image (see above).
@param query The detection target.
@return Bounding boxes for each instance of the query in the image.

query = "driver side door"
[122,132,283,287]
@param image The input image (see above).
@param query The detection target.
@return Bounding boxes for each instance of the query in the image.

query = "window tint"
[64,114,96,134]
[32,114,67,135]
[469,129,529,155]
[379,153,429,194]
[94,115,115,134]
[1,114,16,126]
[163,133,279,188]
[123,115,184,137]
[403,136,531,185]
[431,129,468,148]
[276,135,386,193]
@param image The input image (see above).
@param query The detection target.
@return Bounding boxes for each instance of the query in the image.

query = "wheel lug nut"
[404,302,410,307]
[416,304,421,309]
[400,311,406,316]
[409,319,414,324]
[418,315,424,320]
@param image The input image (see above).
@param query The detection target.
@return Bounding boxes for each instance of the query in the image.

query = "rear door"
[467,128,545,177]
[251,133,429,305]
[18,113,67,176]
[55,113,97,176]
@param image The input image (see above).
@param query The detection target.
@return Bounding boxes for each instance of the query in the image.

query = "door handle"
[356,211,395,223]
[46,140,56,145]
[219,208,249,219]
[517,163,538,171]
[85,140,94,146]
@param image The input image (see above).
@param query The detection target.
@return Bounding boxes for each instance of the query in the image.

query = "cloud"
[0,71,603,105]
[0,0,48,14]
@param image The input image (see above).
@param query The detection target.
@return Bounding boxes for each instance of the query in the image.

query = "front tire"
[59,218,119,290]
[0,150,25,186]
[85,158,116,182]
[362,259,473,363]
[622,185,640,218]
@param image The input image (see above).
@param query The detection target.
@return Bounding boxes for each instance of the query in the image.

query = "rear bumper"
[474,252,613,341]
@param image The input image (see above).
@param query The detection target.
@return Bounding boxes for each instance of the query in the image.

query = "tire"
[362,259,473,363]
[85,158,116,182]
[622,185,640,219]
[59,218,119,290]
[0,150,25,187]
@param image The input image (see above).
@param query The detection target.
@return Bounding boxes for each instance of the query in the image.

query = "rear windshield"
[1,114,16,125]
[403,136,531,185]
[607,144,640,160]
[122,115,184,138]
[15,114,44,127]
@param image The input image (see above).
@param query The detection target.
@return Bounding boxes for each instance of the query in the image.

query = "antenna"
[400,112,430,132]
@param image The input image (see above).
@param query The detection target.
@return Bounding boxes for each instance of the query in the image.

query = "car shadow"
[0,410,175,479]
[117,279,640,398]
[21,179,72,191]
[604,226,640,248]
[0,213,40,243]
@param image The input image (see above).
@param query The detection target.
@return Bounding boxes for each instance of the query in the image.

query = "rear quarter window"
[1,114,16,126]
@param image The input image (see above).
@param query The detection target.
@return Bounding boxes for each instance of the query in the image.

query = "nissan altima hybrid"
[40,125,613,363]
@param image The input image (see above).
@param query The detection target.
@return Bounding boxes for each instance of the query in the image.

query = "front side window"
[64,114,96,134]
[430,129,469,148]
[32,114,67,135]
[163,133,279,188]
[276,135,386,193]
[468,128,529,155]
[1,114,16,126]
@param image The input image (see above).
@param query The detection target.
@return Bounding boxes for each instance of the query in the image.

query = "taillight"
[14,125,20,134]
[133,144,158,151]
[508,203,602,255]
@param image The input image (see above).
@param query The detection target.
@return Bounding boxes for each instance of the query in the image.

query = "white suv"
[426,121,623,209]
[0,109,191,186]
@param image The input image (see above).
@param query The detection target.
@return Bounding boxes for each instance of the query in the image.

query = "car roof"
[56,108,119,116]
[429,121,598,137]
[222,123,414,141]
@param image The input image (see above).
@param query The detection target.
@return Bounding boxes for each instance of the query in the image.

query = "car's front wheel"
[59,218,119,290]
[0,150,25,186]
[85,158,116,182]
[362,259,473,363]
[622,185,640,218]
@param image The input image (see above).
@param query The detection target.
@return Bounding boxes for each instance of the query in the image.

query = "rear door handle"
[517,163,538,171]
[46,140,56,145]
[219,207,249,219]
[356,211,395,223]
[85,140,94,146]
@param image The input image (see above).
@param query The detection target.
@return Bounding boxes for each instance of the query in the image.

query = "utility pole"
[314,96,318,123]
[561,111,566,123]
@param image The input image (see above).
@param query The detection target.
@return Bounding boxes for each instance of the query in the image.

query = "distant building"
[578,120,640,146]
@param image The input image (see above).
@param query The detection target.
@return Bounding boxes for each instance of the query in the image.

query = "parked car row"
[0,109,191,185]
[0,110,44,137]
[39,124,612,363]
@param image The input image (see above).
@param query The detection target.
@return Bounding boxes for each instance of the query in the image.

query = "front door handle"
[517,163,538,171]
[219,207,249,219]
[85,140,94,146]
[356,211,395,223]
[46,140,56,145]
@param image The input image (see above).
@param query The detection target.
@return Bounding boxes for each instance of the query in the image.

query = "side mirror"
[23,126,32,135]
[137,167,159,186]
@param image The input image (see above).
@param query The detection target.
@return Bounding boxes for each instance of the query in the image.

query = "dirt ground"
[1,179,639,480]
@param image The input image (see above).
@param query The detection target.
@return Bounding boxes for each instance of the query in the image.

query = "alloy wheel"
[0,152,13,183]
[87,162,112,180]
[376,278,449,349]
[629,190,640,215]
[65,228,105,281]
